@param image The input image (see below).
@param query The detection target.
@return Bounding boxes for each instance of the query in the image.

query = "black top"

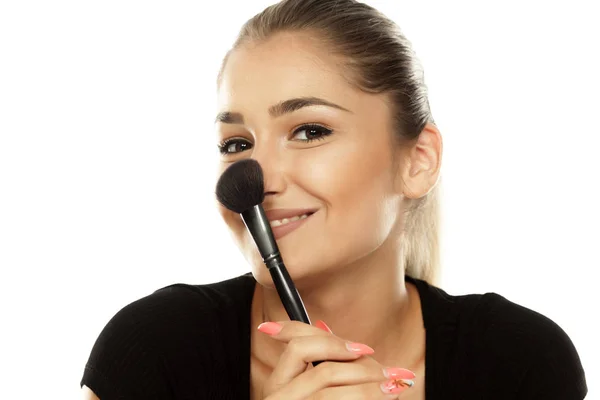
[80,273,587,399]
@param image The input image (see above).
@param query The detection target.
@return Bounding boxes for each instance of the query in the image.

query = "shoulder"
[450,289,587,398]
[80,273,256,399]
[123,272,255,324]
[415,279,582,362]
[94,273,254,347]
[465,292,579,357]
[411,278,587,398]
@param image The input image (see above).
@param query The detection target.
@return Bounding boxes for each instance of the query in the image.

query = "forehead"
[217,32,359,111]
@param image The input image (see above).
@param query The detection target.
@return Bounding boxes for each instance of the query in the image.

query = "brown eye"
[292,124,333,142]
[217,138,252,155]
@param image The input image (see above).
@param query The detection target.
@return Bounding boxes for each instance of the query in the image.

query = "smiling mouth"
[269,212,315,228]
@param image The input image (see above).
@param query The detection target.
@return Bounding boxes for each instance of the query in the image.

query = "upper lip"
[264,208,317,222]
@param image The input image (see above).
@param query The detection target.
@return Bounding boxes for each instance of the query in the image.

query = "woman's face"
[215,32,407,287]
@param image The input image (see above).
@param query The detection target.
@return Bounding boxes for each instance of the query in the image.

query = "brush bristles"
[215,159,265,213]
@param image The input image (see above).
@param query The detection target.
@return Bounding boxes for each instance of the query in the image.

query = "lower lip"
[270,212,316,240]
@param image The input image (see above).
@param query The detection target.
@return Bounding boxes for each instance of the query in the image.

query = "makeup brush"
[215,159,322,367]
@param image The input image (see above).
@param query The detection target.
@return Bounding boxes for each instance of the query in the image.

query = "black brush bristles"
[215,159,265,213]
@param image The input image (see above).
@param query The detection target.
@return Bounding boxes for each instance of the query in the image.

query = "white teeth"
[270,213,310,227]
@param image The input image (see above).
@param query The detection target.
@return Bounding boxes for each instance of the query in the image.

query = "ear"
[399,122,442,199]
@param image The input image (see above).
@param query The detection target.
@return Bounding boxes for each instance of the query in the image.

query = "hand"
[256,320,415,399]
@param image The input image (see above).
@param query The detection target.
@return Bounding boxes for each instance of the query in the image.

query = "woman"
[81,0,587,398]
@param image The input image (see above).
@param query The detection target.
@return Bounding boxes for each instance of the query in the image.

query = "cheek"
[302,139,393,210]
[300,140,399,249]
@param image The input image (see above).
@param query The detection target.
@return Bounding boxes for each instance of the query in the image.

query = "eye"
[217,138,252,155]
[217,124,333,156]
[292,124,333,143]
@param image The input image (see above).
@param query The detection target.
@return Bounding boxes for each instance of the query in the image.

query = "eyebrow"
[214,96,352,124]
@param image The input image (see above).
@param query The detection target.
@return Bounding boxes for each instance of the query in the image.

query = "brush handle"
[265,254,311,323]
[241,205,324,367]
[265,255,323,368]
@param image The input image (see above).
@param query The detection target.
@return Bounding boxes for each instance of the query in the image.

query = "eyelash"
[217,123,333,156]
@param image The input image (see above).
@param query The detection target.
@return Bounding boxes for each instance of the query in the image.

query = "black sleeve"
[477,294,588,399]
[80,291,175,400]
[516,317,588,399]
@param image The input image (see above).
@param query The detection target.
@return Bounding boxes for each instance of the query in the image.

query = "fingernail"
[383,367,416,380]
[380,379,413,394]
[315,320,333,333]
[345,342,375,355]
[257,322,283,335]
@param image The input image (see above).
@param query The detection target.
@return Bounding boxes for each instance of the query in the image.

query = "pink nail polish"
[315,320,333,333]
[345,342,375,355]
[383,367,416,380]
[257,322,283,335]
[380,379,411,394]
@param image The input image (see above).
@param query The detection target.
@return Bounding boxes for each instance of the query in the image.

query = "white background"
[0,1,597,398]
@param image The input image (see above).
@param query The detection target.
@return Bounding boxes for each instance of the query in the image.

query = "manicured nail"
[257,322,283,335]
[345,342,375,355]
[380,379,413,394]
[383,367,416,380]
[315,320,333,333]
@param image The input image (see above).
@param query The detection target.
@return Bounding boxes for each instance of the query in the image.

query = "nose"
[251,145,286,199]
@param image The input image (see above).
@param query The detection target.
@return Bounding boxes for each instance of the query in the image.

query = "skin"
[215,31,442,399]
[81,30,442,399]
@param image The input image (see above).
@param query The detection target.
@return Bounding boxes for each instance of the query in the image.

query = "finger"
[264,335,374,395]
[311,379,414,400]
[257,320,332,342]
[266,361,413,400]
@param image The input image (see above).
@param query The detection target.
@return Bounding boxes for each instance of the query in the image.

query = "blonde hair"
[217,0,441,285]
